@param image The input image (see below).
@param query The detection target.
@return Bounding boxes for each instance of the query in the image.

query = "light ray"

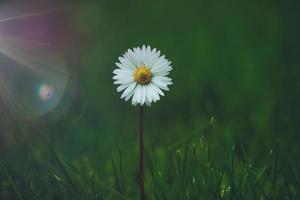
[0,35,69,75]
[0,36,70,118]
[0,8,60,23]
[0,35,87,53]
[0,75,29,130]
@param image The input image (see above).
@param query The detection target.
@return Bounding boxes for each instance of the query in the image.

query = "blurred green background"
[63,0,299,164]
[0,0,299,199]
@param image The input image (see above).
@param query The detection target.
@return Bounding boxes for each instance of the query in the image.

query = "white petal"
[113,77,134,85]
[125,88,135,101]
[121,82,137,98]
[117,83,130,92]
[145,85,152,104]
[148,84,160,103]
[141,86,146,105]
[151,76,172,89]
[118,57,136,70]
[113,68,134,75]
[132,85,143,105]
[151,84,165,96]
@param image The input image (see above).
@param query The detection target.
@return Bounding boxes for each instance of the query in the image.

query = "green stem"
[139,106,145,200]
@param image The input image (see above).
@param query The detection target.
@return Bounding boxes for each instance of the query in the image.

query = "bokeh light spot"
[38,84,54,102]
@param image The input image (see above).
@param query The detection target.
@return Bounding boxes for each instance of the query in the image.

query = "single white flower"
[113,45,173,106]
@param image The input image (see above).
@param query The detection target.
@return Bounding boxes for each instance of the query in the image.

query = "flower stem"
[139,106,145,200]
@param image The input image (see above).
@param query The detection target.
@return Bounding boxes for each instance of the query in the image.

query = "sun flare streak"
[0,3,71,119]
[0,9,59,23]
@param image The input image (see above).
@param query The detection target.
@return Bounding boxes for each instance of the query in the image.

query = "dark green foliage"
[0,121,299,199]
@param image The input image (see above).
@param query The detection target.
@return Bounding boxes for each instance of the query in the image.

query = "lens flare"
[0,1,76,121]
[38,84,54,101]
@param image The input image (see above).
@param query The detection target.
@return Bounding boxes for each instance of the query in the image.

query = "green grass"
[0,121,299,200]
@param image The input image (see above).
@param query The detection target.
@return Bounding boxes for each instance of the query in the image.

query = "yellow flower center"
[134,66,152,85]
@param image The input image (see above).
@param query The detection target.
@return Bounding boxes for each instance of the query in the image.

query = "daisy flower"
[113,45,173,106]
